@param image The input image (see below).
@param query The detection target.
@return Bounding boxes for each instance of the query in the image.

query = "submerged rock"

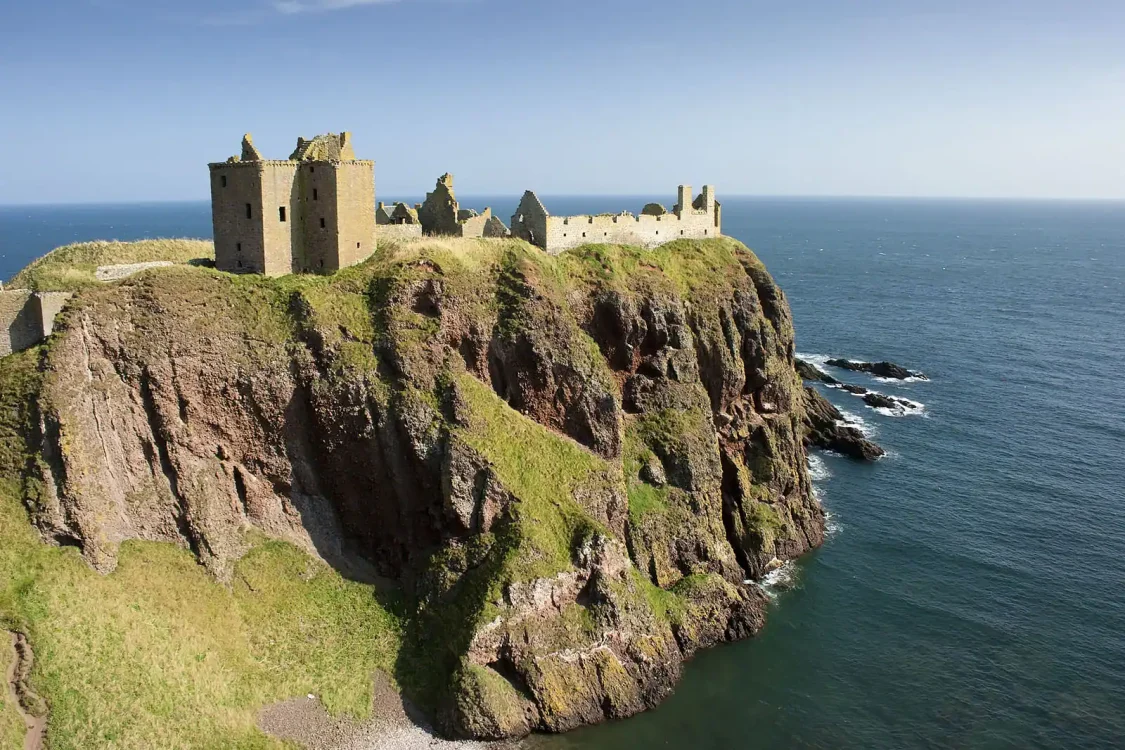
[825,358,927,380]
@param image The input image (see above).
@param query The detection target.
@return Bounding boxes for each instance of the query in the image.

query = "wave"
[795,351,834,369]
[750,561,799,599]
[871,397,928,418]
[873,375,930,384]
[835,407,876,436]
[807,453,831,482]
[825,510,842,538]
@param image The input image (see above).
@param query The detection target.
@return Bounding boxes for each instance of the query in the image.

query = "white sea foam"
[824,510,842,538]
[871,396,927,418]
[873,375,930,384]
[836,407,876,437]
[795,351,834,369]
[754,561,799,599]
[807,453,831,482]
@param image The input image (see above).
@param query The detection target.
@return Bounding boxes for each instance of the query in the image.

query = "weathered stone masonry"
[0,290,72,356]
[417,174,509,239]
[209,133,375,276]
[510,185,722,255]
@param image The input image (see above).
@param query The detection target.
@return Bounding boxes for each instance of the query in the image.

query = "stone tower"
[208,132,375,276]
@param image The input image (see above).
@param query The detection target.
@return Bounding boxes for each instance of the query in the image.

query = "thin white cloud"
[273,0,404,14]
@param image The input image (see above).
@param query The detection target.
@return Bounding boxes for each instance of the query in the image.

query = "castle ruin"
[417,174,509,239]
[510,185,721,255]
[208,132,375,276]
[0,290,72,356]
[376,200,423,241]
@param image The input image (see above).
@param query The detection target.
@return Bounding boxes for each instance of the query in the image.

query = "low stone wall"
[0,290,73,357]
[376,224,423,242]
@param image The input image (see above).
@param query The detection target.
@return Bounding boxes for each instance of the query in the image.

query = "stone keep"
[208,132,375,276]
[511,185,722,255]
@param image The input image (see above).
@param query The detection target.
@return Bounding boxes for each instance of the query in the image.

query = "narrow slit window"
[245,203,252,219]
[236,242,242,252]
[221,175,227,188]
[279,207,286,222]
[357,242,361,248]
[313,189,318,201]
[320,217,326,229]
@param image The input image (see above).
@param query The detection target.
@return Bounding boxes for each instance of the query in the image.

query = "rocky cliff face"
[19,237,822,739]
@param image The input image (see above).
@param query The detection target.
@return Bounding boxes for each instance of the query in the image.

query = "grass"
[8,239,215,292]
[454,372,610,587]
[0,482,403,750]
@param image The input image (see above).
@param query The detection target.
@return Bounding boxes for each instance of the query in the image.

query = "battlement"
[511,186,721,254]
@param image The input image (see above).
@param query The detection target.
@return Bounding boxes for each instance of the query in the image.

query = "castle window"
[320,218,326,229]
[582,232,586,238]
[236,242,242,252]
[313,189,318,201]
[563,233,567,237]
[279,207,286,222]
[221,176,227,188]
[246,203,252,219]
[704,230,708,235]
[681,230,684,235]
[656,231,659,236]
[357,242,361,248]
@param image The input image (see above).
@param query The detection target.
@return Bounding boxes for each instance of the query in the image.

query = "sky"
[1,0,1124,203]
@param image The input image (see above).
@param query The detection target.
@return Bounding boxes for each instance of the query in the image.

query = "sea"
[2,197,1123,749]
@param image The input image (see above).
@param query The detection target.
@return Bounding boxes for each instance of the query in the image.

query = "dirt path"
[5,632,46,750]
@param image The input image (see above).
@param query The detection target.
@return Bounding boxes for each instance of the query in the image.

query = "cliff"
[11,236,821,740]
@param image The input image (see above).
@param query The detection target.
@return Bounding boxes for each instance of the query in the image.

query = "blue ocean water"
[2,198,1124,749]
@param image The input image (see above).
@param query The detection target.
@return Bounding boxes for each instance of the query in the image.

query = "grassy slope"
[0,344,402,750]
[7,239,214,291]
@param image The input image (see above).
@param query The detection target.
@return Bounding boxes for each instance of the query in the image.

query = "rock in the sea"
[795,358,840,385]
[841,384,868,395]
[825,358,927,380]
[800,387,885,461]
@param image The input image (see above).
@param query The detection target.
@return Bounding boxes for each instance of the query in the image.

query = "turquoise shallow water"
[2,197,1124,749]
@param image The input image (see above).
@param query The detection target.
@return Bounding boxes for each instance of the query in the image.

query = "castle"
[510,185,721,255]
[208,132,375,276]
[208,131,721,274]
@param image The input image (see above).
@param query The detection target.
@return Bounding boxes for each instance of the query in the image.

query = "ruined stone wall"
[33,293,72,338]
[376,224,423,241]
[0,291,73,356]
[510,192,549,247]
[0,290,35,357]
[332,161,376,271]
[540,209,716,254]
[210,162,270,274]
[458,207,492,238]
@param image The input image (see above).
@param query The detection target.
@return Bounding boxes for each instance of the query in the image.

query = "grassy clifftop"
[7,238,213,291]
[0,235,818,747]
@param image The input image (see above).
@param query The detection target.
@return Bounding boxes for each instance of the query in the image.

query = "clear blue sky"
[2,0,1123,203]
